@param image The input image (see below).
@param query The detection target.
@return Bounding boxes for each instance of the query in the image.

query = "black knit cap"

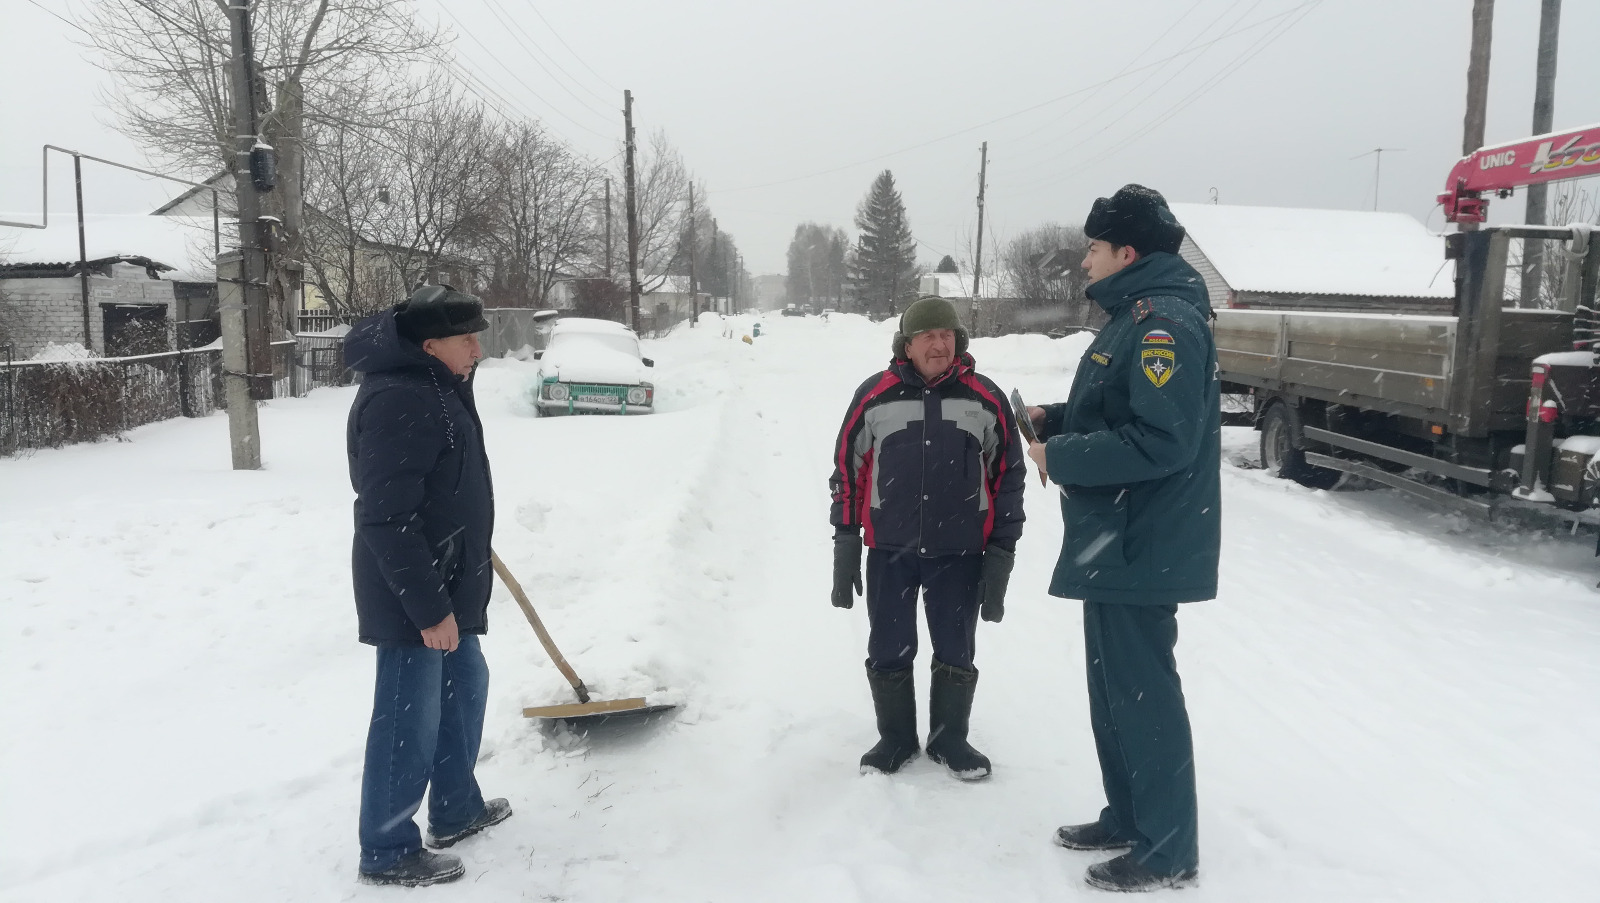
[1083,184,1186,256]
[394,284,488,344]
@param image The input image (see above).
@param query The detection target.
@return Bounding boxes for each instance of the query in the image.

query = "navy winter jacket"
[830,354,1025,556]
[1039,252,1221,604]
[345,312,495,645]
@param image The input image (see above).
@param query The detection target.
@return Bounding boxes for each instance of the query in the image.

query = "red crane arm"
[1439,123,1600,224]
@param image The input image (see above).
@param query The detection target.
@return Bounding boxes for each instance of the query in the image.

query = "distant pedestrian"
[345,285,512,887]
[1024,185,1220,891]
[829,295,1026,780]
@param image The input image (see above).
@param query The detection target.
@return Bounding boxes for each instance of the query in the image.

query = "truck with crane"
[1216,122,1600,523]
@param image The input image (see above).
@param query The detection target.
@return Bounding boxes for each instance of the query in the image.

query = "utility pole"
[623,90,642,329]
[73,155,91,349]
[223,0,271,469]
[1522,0,1562,305]
[1460,0,1495,232]
[277,76,305,335]
[710,218,720,313]
[604,177,613,280]
[1351,148,1404,210]
[971,141,988,336]
[686,182,698,327]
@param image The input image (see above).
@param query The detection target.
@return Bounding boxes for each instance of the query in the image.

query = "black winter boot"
[1084,853,1198,891]
[926,660,991,780]
[860,666,919,774]
[1054,821,1136,852]
[358,850,465,887]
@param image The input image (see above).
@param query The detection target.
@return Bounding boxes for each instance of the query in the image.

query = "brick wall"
[0,274,176,359]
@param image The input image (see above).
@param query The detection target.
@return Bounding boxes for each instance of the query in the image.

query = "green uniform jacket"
[1039,252,1221,605]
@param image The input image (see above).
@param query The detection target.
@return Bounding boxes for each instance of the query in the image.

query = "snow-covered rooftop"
[1171,203,1454,299]
[919,271,1002,299]
[0,213,218,281]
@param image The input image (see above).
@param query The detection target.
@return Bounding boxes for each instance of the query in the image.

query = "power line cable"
[517,0,621,94]
[478,0,619,116]
[713,0,1319,196]
[1030,0,1318,193]
[1011,0,1211,145]
[432,3,615,141]
[1004,0,1263,177]
[480,0,616,109]
[24,0,93,36]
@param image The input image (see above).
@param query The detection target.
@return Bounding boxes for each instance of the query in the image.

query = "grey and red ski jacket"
[830,354,1025,556]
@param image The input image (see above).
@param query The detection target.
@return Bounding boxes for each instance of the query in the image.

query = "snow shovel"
[490,551,675,722]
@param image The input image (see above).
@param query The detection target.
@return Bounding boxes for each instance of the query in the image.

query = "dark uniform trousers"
[1084,600,1199,877]
[865,548,982,672]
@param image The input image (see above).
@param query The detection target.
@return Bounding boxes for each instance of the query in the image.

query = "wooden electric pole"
[971,141,988,335]
[686,182,698,327]
[277,75,304,335]
[1522,0,1561,304]
[1460,0,1495,232]
[222,0,271,470]
[623,91,642,329]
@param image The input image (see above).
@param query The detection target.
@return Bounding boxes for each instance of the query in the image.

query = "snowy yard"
[2,313,1597,902]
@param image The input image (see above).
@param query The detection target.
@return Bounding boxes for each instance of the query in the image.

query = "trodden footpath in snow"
[2,313,1597,902]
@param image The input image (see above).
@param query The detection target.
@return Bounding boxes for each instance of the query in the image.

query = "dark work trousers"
[1083,601,1199,876]
[864,547,982,672]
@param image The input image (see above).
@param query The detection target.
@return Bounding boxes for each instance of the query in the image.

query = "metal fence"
[296,311,353,334]
[1,338,352,457]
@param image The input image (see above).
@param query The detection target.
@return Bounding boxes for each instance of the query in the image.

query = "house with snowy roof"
[1168,203,1456,315]
[0,212,219,359]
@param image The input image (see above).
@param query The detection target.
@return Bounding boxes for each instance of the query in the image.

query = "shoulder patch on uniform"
[1090,351,1113,366]
[1141,329,1174,345]
[1140,347,1175,387]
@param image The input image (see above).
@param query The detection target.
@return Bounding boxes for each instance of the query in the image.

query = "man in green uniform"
[1024,185,1220,892]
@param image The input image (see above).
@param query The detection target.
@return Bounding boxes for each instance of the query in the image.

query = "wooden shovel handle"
[490,551,590,704]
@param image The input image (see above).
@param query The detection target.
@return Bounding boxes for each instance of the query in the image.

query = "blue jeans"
[358,635,490,873]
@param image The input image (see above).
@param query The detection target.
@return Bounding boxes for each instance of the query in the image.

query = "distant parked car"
[781,305,806,317]
[532,318,656,416]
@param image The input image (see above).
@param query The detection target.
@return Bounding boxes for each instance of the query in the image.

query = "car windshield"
[550,331,639,358]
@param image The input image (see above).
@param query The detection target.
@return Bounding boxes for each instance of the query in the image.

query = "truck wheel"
[1260,402,1341,490]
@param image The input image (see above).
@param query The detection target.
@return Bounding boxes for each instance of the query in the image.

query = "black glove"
[979,547,1014,623]
[832,535,863,609]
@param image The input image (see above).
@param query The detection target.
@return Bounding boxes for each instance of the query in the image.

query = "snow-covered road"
[2,313,1596,902]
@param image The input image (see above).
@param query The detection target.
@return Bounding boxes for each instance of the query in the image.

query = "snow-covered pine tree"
[849,170,919,319]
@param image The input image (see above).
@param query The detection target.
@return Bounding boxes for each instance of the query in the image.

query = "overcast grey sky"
[2,0,1597,275]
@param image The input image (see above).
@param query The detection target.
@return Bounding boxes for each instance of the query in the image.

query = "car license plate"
[578,393,619,404]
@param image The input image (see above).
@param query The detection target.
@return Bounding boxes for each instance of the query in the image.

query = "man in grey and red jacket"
[829,295,1026,780]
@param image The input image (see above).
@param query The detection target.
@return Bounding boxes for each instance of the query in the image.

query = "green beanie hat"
[893,294,968,358]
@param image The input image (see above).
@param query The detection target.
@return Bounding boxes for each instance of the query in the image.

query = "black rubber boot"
[860,666,919,774]
[926,660,991,781]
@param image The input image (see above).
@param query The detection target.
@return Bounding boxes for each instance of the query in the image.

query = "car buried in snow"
[532,317,656,416]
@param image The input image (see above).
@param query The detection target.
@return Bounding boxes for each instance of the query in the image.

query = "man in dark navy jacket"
[1025,185,1219,893]
[829,295,1025,781]
[345,286,511,887]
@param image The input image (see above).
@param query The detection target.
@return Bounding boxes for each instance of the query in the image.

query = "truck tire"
[1260,401,1341,490]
